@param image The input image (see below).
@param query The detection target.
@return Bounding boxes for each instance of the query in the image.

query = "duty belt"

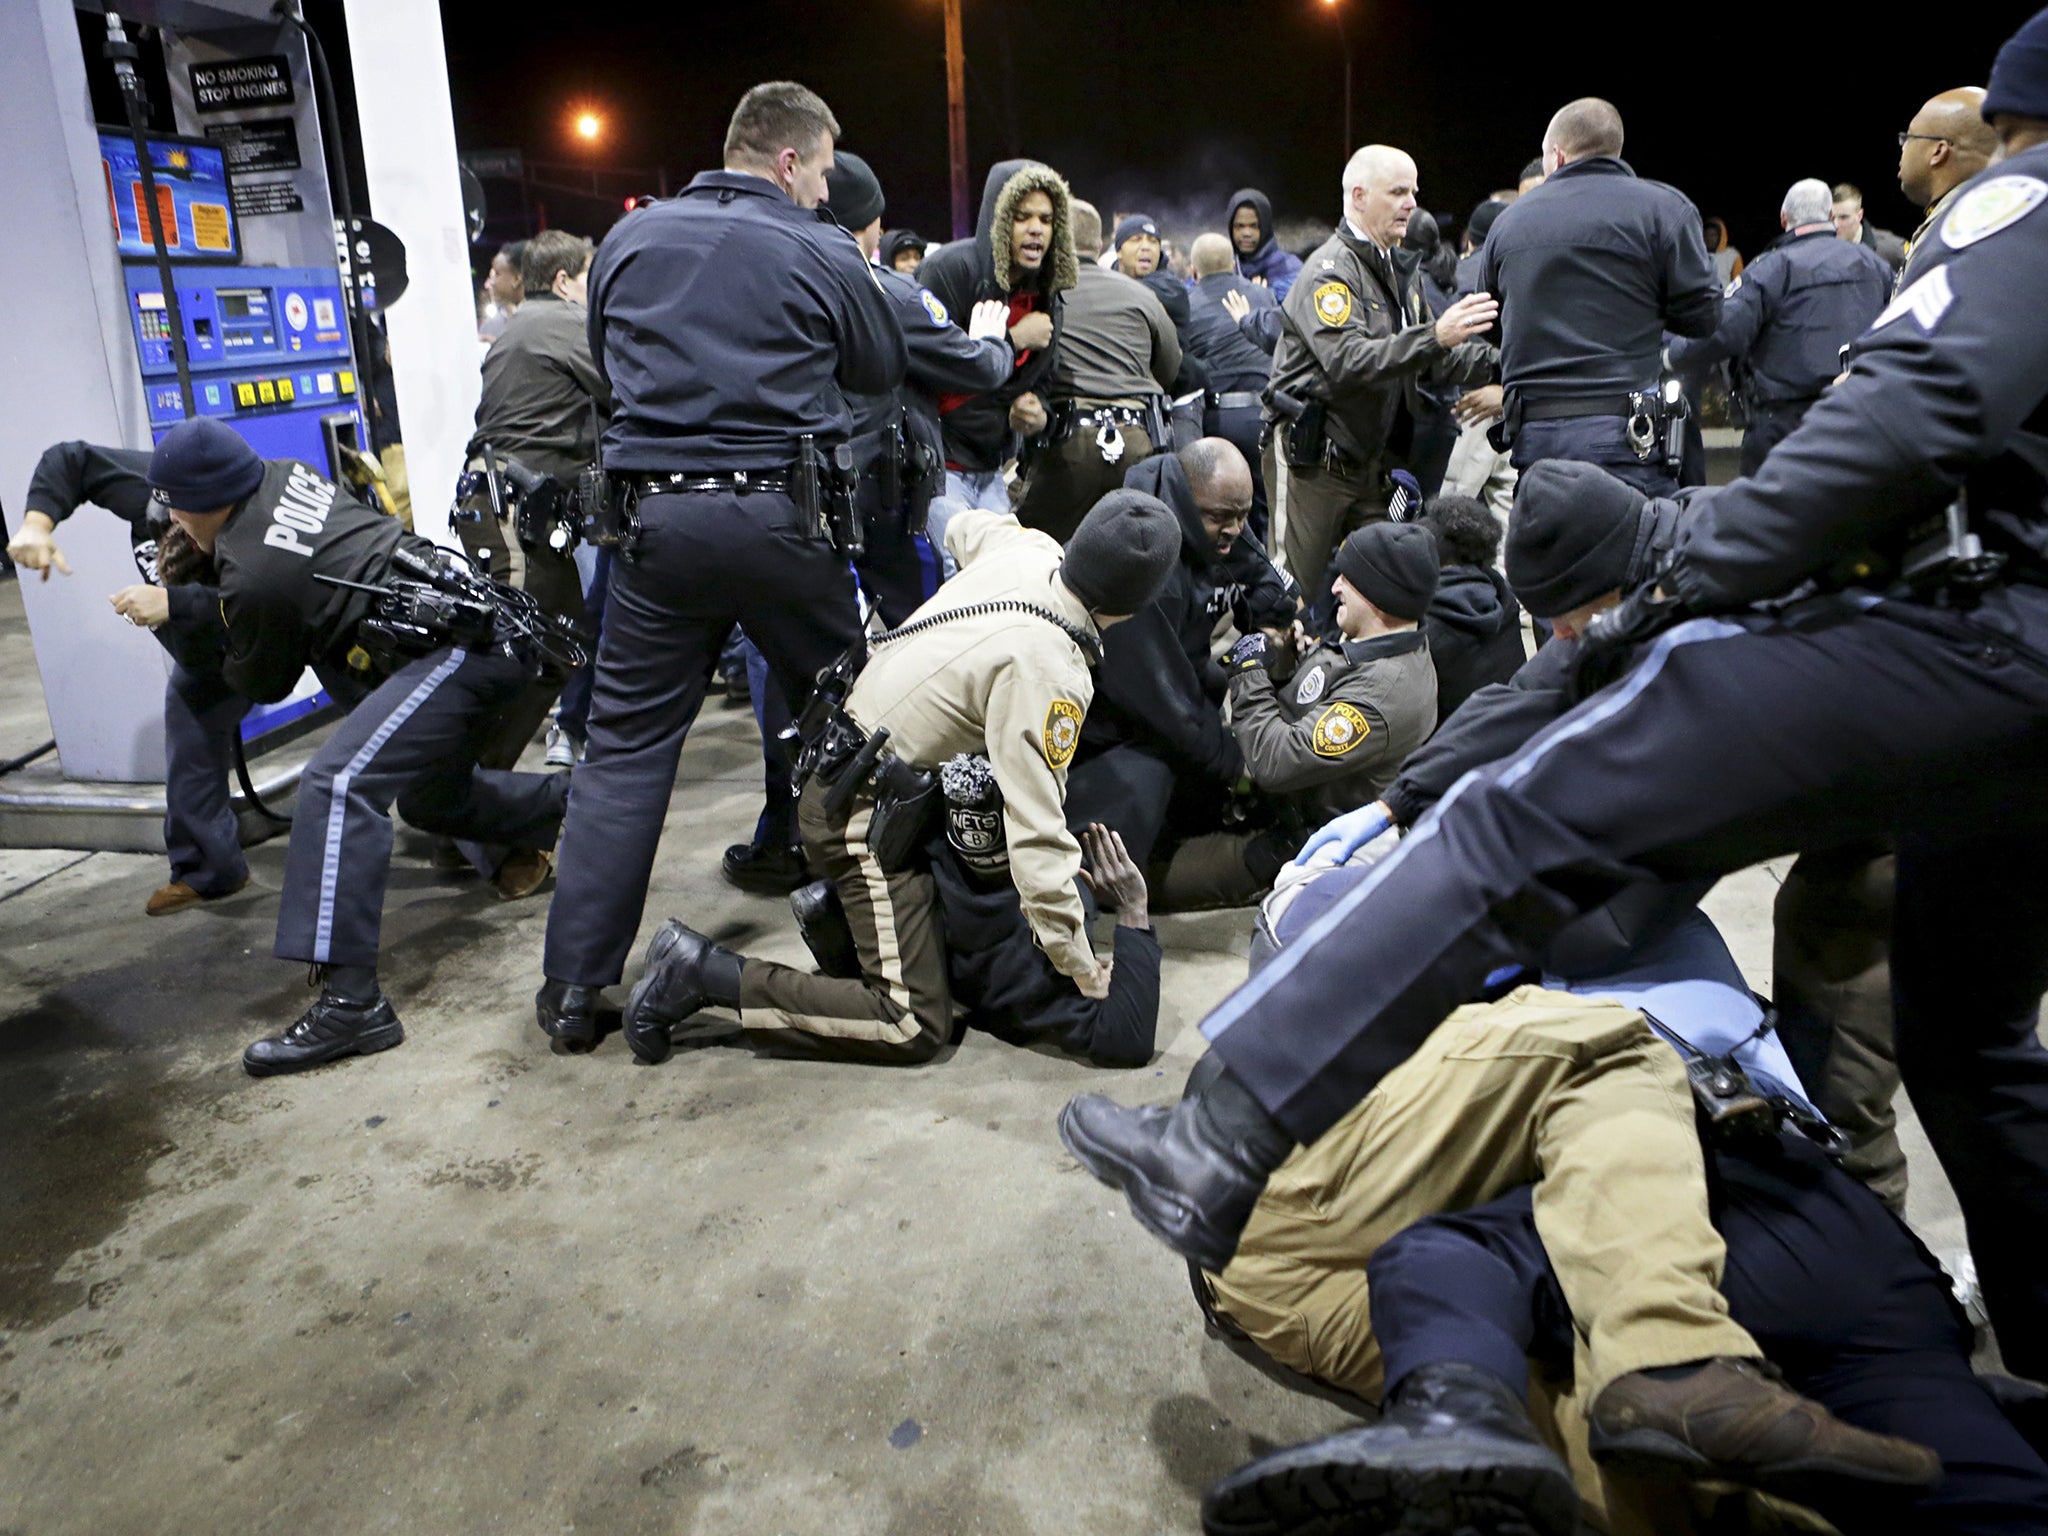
[1519,395,1634,423]
[627,469,793,498]
[1208,391,1264,412]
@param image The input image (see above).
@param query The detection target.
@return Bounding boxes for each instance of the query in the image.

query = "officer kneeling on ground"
[614,490,1179,1067]
[147,419,578,1075]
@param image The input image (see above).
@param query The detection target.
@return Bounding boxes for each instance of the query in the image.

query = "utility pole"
[1324,0,1353,161]
[944,0,970,239]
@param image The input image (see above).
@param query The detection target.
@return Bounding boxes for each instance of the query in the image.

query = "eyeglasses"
[1898,132,1950,147]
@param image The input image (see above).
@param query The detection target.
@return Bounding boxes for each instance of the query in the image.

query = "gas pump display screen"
[98,130,240,263]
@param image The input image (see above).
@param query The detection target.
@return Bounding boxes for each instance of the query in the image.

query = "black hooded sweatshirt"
[1422,565,1526,720]
[1078,453,1298,782]
[918,159,1073,474]
[1227,188,1303,300]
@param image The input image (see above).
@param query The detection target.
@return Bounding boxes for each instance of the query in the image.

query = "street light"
[1322,0,1352,162]
[574,110,603,145]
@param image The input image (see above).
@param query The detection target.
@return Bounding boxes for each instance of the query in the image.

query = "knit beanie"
[824,151,885,233]
[146,418,265,510]
[1333,522,1439,621]
[1061,490,1179,615]
[1985,8,2048,121]
[1112,214,1159,250]
[1503,460,1646,619]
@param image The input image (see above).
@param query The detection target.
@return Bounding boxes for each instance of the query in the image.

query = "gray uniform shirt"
[469,293,612,480]
[1048,262,1180,406]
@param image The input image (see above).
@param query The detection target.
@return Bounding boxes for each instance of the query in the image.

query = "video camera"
[317,542,590,682]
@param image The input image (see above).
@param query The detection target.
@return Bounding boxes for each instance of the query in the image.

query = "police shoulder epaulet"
[1041,699,1083,769]
[1311,701,1371,758]
[1941,175,2048,250]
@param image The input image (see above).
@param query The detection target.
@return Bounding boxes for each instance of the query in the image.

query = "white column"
[338,0,479,547]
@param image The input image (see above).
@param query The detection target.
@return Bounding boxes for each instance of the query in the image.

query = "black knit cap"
[1984,8,2048,121]
[146,418,265,510]
[1112,214,1159,250]
[1061,490,1179,615]
[1334,522,1439,621]
[824,151,885,233]
[1466,198,1508,247]
[1503,460,1646,619]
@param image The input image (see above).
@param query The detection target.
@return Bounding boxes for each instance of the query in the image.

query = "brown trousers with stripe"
[737,777,953,1063]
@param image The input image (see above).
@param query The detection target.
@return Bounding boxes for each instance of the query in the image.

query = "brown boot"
[1588,1357,1939,1503]
[494,848,554,900]
[146,871,251,916]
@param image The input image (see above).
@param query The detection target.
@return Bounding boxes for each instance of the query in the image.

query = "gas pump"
[0,0,478,850]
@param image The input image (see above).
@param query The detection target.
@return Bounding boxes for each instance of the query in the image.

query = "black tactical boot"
[1058,1059,1295,1274]
[534,978,601,1051]
[791,879,861,978]
[622,920,743,1064]
[1203,1362,1579,1536]
[721,839,808,895]
[244,967,404,1076]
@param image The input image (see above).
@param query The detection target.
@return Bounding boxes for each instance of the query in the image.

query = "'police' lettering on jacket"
[263,465,339,557]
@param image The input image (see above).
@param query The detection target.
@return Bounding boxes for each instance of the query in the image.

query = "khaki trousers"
[1014,422,1155,544]
[1209,987,1757,1406]
[1441,419,1517,519]
[1262,433,1385,591]
[737,778,952,1064]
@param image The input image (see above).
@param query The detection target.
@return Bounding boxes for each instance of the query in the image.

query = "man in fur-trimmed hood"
[918,160,1080,487]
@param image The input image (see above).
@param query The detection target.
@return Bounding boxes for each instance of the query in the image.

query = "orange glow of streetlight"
[573,110,603,144]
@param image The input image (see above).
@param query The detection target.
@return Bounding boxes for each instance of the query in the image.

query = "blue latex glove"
[1225,631,1268,675]
[1295,802,1394,866]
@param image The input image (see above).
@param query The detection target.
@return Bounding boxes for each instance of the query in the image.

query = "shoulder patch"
[919,288,950,326]
[1872,266,1955,336]
[1941,175,2048,249]
[1294,666,1328,705]
[1311,702,1371,758]
[1042,698,1083,769]
[1312,281,1353,328]
[1724,274,1742,297]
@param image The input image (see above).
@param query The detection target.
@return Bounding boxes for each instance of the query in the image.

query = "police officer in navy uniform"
[1479,98,1722,496]
[535,82,906,1047]
[1668,178,1892,478]
[823,151,1015,626]
[10,441,248,915]
[143,419,571,1075]
[1058,12,2048,1383]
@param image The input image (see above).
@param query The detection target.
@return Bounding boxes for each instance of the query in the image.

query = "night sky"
[408,2,2031,264]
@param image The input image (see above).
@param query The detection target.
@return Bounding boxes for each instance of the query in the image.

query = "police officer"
[460,228,611,769]
[1226,521,1439,821]
[1668,179,1892,478]
[533,81,908,1048]
[1058,22,2048,1385]
[1185,233,1280,535]
[612,492,1178,1066]
[1262,145,1496,599]
[822,151,1015,625]
[1900,87,2001,282]
[1012,201,1181,542]
[9,441,246,915]
[142,419,571,1074]
[1479,98,1722,495]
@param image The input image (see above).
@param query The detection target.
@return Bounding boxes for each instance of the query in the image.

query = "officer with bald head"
[1260,144,1498,607]
[1479,97,1722,495]
[1900,86,2002,280]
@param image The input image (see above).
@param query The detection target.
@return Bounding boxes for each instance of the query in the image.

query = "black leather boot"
[621,920,743,1064]
[244,968,404,1077]
[791,880,861,978]
[1201,1362,1579,1536]
[534,978,601,1051]
[1058,1060,1295,1274]
[721,840,808,895]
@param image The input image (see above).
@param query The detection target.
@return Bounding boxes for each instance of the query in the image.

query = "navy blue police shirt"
[1666,227,1893,406]
[587,170,907,473]
[1480,156,1721,405]
[1668,145,2048,610]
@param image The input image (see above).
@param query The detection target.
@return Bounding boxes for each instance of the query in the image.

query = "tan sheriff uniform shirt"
[846,509,1101,977]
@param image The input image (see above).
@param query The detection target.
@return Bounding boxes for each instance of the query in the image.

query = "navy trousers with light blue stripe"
[277,647,568,970]
[1201,585,2048,1375]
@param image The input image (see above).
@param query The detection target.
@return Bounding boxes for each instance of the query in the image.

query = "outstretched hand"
[1078,822,1149,925]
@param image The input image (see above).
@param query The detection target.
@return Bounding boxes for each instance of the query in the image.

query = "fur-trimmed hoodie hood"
[983,161,1079,297]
